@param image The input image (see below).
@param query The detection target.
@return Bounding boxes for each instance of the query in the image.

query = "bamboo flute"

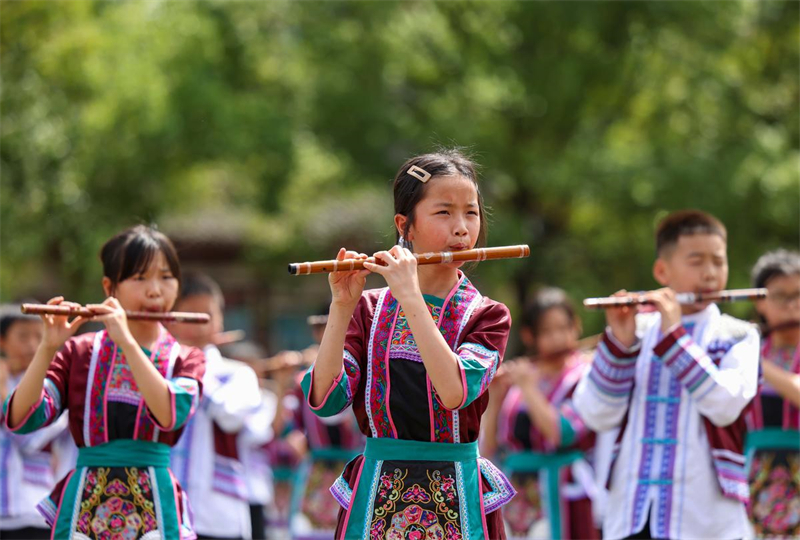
[21,303,210,324]
[288,245,530,275]
[583,288,768,309]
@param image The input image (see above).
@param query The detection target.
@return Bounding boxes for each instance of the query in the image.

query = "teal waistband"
[503,450,583,473]
[745,428,800,452]
[364,438,479,462]
[309,447,361,462]
[77,440,171,468]
[273,467,296,482]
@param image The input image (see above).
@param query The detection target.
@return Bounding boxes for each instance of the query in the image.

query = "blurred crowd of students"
[2,240,798,540]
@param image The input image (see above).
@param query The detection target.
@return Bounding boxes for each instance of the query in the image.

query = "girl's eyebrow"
[432,201,479,208]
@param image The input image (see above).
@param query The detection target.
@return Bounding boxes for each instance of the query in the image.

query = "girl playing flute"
[746,249,800,538]
[481,288,599,540]
[3,225,205,539]
[301,149,516,539]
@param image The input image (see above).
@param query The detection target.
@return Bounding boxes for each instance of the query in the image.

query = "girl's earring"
[398,236,406,248]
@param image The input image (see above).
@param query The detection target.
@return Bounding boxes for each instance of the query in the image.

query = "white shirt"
[237,388,278,505]
[573,305,759,540]
[1,372,73,530]
[171,345,262,539]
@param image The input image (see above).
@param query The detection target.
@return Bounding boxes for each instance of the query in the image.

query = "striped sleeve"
[654,324,759,427]
[573,328,640,432]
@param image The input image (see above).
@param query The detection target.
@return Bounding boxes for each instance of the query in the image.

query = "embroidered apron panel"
[504,471,544,538]
[369,460,461,540]
[301,458,350,530]
[748,449,800,537]
[75,466,160,539]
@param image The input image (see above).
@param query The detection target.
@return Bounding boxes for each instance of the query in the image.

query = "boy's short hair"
[0,304,41,338]
[178,272,225,311]
[655,210,727,256]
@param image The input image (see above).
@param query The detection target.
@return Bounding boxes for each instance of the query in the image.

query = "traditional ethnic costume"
[573,306,759,540]
[3,328,205,539]
[289,402,364,540]
[264,395,304,539]
[496,353,598,540]
[746,336,800,538]
[238,388,279,540]
[171,345,262,540]
[301,273,516,540]
[1,372,75,538]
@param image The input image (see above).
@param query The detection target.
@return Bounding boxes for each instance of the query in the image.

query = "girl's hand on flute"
[328,248,370,309]
[40,296,88,351]
[86,297,134,347]
[606,290,638,348]
[364,245,420,304]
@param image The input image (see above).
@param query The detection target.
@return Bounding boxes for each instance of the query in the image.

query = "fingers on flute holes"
[86,304,110,315]
[69,317,87,330]
[376,250,395,263]
[47,296,64,305]
[362,261,383,274]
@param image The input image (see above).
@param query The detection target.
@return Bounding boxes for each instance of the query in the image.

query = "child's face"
[167,293,223,348]
[0,320,43,372]
[107,251,179,316]
[654,233,728,312]
[403,175,480,265]
[756,273,800,329]
[533,307,579,359]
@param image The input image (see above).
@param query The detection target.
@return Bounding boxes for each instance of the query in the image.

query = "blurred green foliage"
[2,0,798,335]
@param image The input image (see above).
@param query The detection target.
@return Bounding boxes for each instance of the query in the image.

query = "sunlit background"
[2,0,798,354]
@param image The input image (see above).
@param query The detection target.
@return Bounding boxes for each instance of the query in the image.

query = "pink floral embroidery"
[749,452,800,536]
[444,521,463,540]
[402,484,431,504]
[90,496,143,539]
[371,467,461,540]
[370,518,386,540]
